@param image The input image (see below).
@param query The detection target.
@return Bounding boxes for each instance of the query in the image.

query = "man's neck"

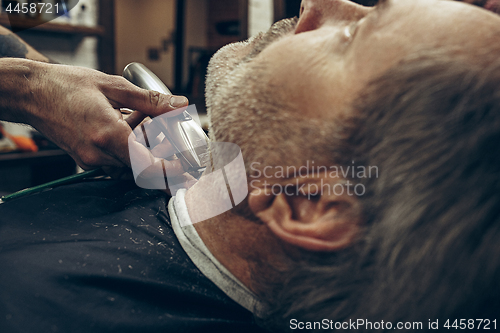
[184,182,288,295]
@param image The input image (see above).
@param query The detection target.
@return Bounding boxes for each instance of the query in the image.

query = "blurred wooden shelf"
[0,14,104,36]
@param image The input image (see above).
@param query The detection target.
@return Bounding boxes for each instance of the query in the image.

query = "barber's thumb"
[169,95,189,109]
[145,91,188,118]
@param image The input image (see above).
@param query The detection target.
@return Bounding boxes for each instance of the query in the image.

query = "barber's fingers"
[124,110,148,129]
[70,146,126,171]
[131,123,177,159]
[92,110,160,169]
[128,128,186,178]
[78,120,182,178]
[78,97,188,175]
[130,124,178,160]
[103,77,188,118]
[74,115,133,170]
[132,118,163,146]
[150,135,177,157]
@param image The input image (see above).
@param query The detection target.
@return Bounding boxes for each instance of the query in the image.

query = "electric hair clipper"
[123,62,209,173]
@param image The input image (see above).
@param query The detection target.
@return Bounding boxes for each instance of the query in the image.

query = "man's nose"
[296,0,371,34]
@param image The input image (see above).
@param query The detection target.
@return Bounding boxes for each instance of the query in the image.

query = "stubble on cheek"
[205,17,298,140]
[205,17,298,115]
[205,17,349,178]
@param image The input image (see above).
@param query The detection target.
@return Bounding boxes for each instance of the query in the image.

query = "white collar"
[168,189,264,314]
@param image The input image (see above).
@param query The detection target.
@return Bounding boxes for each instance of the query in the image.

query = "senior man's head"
[188,0,500,330]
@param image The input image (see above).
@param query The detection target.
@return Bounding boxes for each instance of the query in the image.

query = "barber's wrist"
[0,58,45,124]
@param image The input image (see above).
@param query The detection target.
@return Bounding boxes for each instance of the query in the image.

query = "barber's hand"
[26,62,188,176]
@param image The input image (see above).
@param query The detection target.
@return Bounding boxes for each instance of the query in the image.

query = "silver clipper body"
[123,62,209,172]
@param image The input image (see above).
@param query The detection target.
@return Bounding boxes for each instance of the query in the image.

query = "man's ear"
[248,184,361,252]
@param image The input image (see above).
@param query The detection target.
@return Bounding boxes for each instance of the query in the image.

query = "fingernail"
[170,96,188,108]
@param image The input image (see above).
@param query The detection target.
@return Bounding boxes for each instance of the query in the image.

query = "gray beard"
[204,17,350,179]
[205,17,299,142]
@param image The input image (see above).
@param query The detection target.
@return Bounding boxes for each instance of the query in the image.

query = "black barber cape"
[0,179,267,333]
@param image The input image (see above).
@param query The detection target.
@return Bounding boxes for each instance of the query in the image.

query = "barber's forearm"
[0,25,49,62]
[0,58,45,124]
[0,25,52,123]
